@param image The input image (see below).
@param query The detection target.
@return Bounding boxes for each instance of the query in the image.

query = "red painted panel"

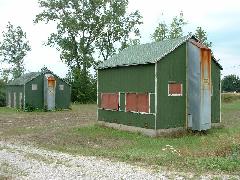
[137,93,149,113]
[101,93,119,110]
[169,83,182,95]
[126,93,138,112]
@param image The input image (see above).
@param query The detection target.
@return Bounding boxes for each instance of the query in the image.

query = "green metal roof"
[98,35,192,69]
[8,72,42,86]
[8,69,71,86]
[98,35,223,70]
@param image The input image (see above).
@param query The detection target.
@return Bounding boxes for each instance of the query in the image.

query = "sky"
[0,0,240,78]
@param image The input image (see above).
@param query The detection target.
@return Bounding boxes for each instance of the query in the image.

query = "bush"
[222,93,240,103]
[0,80,6,107]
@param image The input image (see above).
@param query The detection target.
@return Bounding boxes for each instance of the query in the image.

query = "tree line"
[0,0,216,106]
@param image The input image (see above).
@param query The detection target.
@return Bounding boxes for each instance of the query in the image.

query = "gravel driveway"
[0,141,238,180]
[0,141,175,179]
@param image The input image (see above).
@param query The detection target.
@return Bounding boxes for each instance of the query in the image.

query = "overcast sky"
[0,0,240,78]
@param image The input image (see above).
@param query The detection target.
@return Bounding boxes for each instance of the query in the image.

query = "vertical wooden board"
[25,75,44,109]
[119,93,125,111]
[126,93,138,112]
[157,43,187,129]
[6,85,24,108]
[211,60,221,123]
[55,77,71,109]
[137,93,149,113]
[150,94,155,113]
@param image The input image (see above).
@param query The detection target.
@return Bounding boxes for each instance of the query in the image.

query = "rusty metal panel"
[137,93,149,113]
[187,41,211,131]
[168,83,182,95]
[200,48,211,129]
[101,93,119,110]
[126,93,138,112]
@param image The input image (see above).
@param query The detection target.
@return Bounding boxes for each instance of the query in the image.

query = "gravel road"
[0,141,238,180]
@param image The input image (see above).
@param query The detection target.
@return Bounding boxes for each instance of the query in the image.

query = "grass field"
[0,97,240,175]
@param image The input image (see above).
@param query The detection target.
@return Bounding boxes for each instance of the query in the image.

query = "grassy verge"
[1,101,240,174]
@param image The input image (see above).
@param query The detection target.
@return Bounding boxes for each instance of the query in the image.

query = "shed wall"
[25,73,71,109]
[211,60,221,123]
[25,75,44,108]
[55,78,71,109]
[156,43,187,129]
[6,85,24,108]
[98,64,155,129]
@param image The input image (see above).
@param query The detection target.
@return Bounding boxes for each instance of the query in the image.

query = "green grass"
[1,101,240,174]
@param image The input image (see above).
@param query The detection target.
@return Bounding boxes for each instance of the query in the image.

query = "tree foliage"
[194,27,212,48]
[222,75,240,92]
[0,79,6,107]
[35,0,142,103]
[95,1,142,60]
[152,12,187,42]
[0,22,31,81]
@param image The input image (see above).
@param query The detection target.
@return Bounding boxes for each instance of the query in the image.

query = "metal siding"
[200,49,211,130]
[156,43,187,129]
[187,42,211,130]
[98,64,155,129]
[211,60,221,123]
[187,42,201,129]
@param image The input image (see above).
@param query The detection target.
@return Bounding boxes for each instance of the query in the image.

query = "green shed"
[97,35,222,136]
[6,70,71,110]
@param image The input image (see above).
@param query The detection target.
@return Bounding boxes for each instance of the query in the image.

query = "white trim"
[98,108,156,115]
[168,83,183,96]
[119,92,125,111]
[125,93,126,112]
[154,62,157,131]
[148,93,151,113]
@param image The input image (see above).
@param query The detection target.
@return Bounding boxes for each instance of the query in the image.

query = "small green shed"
[97,35,222,136]
[6,70,71,110]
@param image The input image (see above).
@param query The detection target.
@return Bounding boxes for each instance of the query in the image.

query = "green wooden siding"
[98,109,155,129]
[55,78,71,109]
[156,43,187,129]
[25,75,44,108]
[98,64,155,92]
[6,85,24,108]
[24,74,71,109]
[98,64,155,129]
[211,60,221,123]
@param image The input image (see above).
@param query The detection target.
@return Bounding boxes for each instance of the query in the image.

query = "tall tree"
[152,12,187,42]
[151,22,168,42]
[35,0,142,103]
[169,12,187,39]
[0,22,31,81]
[194,26,212,48]
[95,1,142,61]
[222,74,240,92]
